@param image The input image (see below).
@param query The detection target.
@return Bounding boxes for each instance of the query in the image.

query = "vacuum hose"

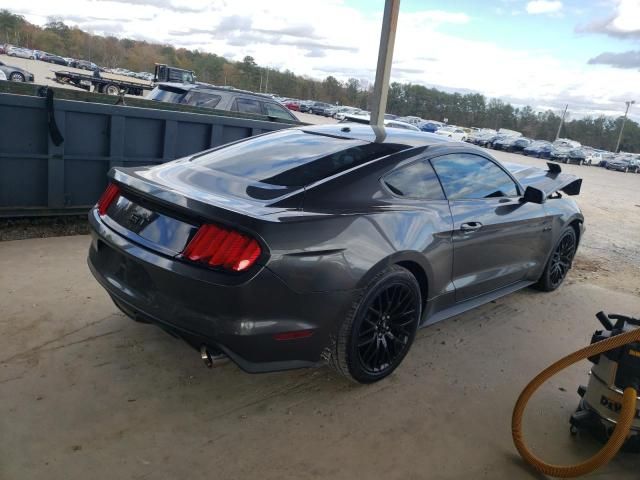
[512,326,640,478]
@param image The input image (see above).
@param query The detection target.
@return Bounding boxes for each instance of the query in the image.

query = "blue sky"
[6,0,640,120]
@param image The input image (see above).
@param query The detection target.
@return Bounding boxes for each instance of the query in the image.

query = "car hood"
[502,162,582,197]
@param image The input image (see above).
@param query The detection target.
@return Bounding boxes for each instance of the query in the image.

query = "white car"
[7,46,35,59]
[435,126,467,141]
[334,107,360,120]
[585,151,604,166]
[384,120,420,131]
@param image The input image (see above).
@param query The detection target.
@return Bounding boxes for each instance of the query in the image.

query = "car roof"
[298,124,453,148]
[157,82,275,100]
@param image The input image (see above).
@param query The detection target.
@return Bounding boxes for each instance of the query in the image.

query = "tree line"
[1,9,637,152]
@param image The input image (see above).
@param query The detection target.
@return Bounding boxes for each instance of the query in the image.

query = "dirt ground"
[2,139,640,478]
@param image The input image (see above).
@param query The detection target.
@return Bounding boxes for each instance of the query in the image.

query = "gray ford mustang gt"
[88,124,584,383]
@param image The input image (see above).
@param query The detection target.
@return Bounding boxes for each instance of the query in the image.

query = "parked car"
[76,60,98,71]
[549,147,572,162]
[396,116,423,125]
[523,140,553,158]
[506,137,532,153]
[40,53,68,66]
[334,107,360,120]
[554,138,581,149]
[482,133,513,149]
[62,57,78,68]
[491,136,518,151]
[384,120,420,131]
[418,121,443,133]
[597,153,616,168]
[283,99,300,111]
[309,102,334,116]
[584,151,603,166]
[606,156,640,173]
[0,61,34,82]
[435,126,466,141]
[298,100,314,113]
[133,71,154,81]
[470,131,497,146]
[564,149,587,165]
[87,123,583,383]
[147,83,299,121]
[6,46,35,59]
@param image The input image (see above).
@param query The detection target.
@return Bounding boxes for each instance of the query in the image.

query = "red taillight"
[182,224,262,272]
[273,330,314,341]
[97,183,120,216]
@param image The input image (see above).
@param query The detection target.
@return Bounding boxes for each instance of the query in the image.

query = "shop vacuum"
[512,311,640,478]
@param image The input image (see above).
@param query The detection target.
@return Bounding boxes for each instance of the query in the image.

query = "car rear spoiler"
[505,161,582,198]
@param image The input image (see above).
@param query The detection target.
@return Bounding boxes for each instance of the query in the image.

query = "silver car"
[0,61,34,82]
[7,46,35,60]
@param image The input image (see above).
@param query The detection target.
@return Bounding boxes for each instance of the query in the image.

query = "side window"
[431,153,519,200]
[263,102,294,120]
[234,98,262,114]
[384,160,445,200]
[183,91,221,109]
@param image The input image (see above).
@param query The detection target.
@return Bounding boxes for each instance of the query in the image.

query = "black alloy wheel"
[331,265,421,383]
[536,228,577,291]
[356,283,417,374]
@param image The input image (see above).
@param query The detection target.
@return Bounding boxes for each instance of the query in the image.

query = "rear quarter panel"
[259,152,454,300]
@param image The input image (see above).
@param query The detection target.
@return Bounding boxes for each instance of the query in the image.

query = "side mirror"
[522,186,545,204]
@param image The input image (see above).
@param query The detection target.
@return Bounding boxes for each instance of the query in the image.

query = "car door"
[382,157,454,313]
[430,152,552,302]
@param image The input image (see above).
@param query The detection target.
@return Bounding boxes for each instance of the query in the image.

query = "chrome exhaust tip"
[200,345,228,368]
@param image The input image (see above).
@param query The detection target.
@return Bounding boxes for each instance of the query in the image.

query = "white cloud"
[526,1,563,14]
[578,0,640,38]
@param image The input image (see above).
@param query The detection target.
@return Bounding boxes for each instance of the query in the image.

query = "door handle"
[460,222,483,232]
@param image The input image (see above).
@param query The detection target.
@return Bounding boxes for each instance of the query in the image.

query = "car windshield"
[190,129,408,187]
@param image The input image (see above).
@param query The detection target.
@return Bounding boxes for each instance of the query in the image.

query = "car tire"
[330,265,421,384]
[486,143,492,149]
[624,167,629,173]
[9,72,25,82]
[535,227,577,292]
[579,160,584,166]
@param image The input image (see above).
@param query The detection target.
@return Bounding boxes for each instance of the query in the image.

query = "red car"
[284,100,300,111]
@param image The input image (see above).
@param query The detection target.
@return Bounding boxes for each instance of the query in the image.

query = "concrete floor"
[2,152,640,479]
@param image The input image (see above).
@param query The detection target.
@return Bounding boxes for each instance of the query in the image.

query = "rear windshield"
[190,129,407,187]
[148,85,187,104]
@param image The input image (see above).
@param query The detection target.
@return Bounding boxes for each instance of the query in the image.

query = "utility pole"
[555,104,568,141]
[615,100,635,153]
[370,0,401,127]
[259,73,263,93]
[264,68,269,94]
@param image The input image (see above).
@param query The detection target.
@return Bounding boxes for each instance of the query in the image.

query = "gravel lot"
[1,62,639,478]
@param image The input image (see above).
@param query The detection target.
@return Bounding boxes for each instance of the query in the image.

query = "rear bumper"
[87,209,358,373]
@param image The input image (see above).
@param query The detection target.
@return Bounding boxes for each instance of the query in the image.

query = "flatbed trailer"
[53,70,149,96]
